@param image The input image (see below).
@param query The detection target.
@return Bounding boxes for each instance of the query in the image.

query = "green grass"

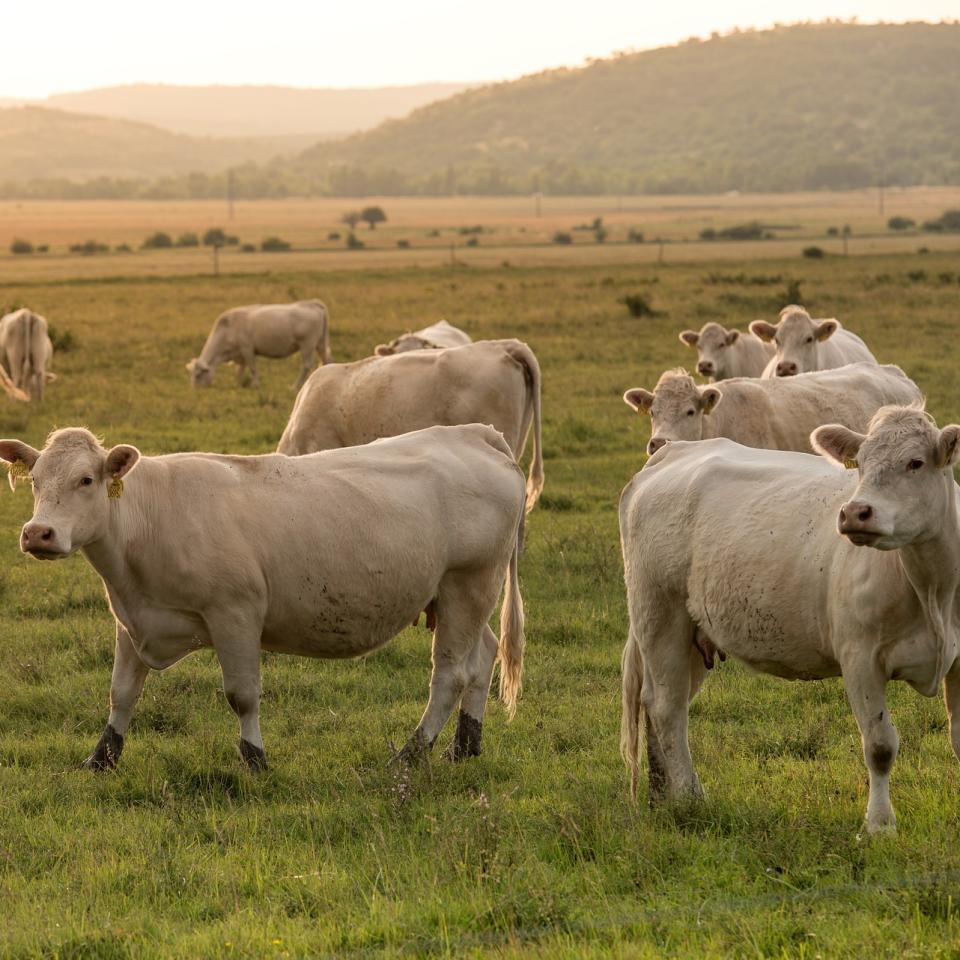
[2,253,960,957]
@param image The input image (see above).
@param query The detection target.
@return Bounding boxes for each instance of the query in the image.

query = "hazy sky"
[6,0,958,97]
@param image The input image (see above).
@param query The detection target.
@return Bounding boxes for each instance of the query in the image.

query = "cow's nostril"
[857,505,872,522]
[41,528,52,541]
[838,507,847,525]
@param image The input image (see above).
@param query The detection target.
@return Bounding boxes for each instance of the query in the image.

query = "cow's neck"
[897,480,960,692]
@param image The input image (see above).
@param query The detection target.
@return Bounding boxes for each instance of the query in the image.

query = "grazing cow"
[0,424,526,770]
[678,323,773,380]
[750,305,875,377]
[375,320,471,356]
[624,363,921,457]
[186,300,331,389]
[0,308,54,401]
[620,405,960,833]
[278,339,544,513]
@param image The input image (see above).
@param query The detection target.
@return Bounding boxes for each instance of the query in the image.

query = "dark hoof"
[239,739,268,771]
[80,724,124,771]
[445,710,482,762]
[392,730,434,766]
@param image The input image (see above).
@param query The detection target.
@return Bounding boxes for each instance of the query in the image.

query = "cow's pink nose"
[776,361,798,377]
[647,436,667,456]
[21,523,55,550]
[697,361,714,376]
[839,501,873,528]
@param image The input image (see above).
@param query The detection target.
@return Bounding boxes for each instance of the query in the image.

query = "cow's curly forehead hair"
[696,322,727,342]
[777,305,813,328]
[654,368,697,399]
[42,427,105,455]
[863,403,936,457]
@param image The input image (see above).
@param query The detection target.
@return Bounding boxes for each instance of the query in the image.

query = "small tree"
[341,211,361,230]
[10,238,33,254]
[143,231,173,249]
[887,216,915,231]
[360,206,387,230]
[203,227,228,247]
[261,236,291,252]
[176,232,199,247]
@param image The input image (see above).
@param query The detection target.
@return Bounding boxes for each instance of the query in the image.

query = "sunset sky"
[7,0,958,97]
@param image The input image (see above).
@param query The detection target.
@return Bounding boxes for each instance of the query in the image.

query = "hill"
[39,82,474,140]
[0,106,300,184]
[295,21,960,195]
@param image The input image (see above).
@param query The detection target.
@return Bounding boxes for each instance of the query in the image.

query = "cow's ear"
[815,319,838,342]
[679,330,699,347]
[104,444,141,481]
[725,329,740,346]
[811,424,865,468]
[936,425,960,469]
[699,386,722,415]
[749,320,778,343]
[623,388,654,414]
[374,344,393,357]
[0,440,41,491]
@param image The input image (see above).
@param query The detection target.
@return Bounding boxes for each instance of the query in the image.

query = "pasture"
[1,246,960,957]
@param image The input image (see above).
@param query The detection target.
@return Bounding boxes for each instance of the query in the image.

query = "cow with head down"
[750,305,875,378]
[678,322,773,380]
[623,363,920,457]
[374,320,471,356]
[0,308,55,401]
[0,423,526,772]
[620,404,960,833]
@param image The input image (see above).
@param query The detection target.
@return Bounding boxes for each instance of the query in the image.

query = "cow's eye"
[805,336,814,343]
[907,459,924,472]
[686,409,696,417]
[80,476,94,487]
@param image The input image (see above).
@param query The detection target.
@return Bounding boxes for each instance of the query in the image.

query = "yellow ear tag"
[843,458,858,470]
[8,460,29,479]
[108,475,124,499]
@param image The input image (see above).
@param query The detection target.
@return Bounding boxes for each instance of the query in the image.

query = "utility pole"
[533,192,542,217]
[228,169,236,221]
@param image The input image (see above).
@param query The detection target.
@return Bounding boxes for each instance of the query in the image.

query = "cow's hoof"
[239,739,268,771]
[859,820,897,840]
[80,724,124,771]
[393,730,434,766]
[445,710,482,762]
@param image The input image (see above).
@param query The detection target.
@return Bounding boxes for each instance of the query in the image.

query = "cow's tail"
[498,505,525,719]
[504,341,544,513]
[317,301,332,364]
[620,630,645,802]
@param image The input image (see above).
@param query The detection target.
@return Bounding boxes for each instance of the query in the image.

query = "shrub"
[458,225,483,235]
[887,216,915,231]
[240,243,256,253]
[261,236,291,252]
[143,231,173,249]
[553,231,572,244]
[906,270,927,282]
[922,210,960,233]
[70,240,109,255]
[782,279,804,303]
[826,226,839,236]
[115,243,132,253]
[699,228,717,240]
[627,228,644,243]
[346,233,365,250]
[327,232,341,241]
[465,236,479,247]
[594,225,608,243]
[10,238,33,254]
[397,239,410,248]
[802,246,825,258]
[341,211,361,229]
[620,293,656,318]
[202,227,237,247]
[36,244,48,253]
[175,232,199,247]
[47,325,75,352]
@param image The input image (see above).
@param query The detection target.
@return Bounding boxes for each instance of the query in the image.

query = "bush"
[553,231,573,244]
[142,231,173,249]
[115,243,132,253]
[10,238,33,254]
[620,293,657,318]
[782,279,804,303]
[36,244,48,253]
[397,239,410,248]
[458,225,483,235]
[699,228,717,240]
[627,228,644,243]
[175,232,199,247]
[240,243,256,253]
[922,209,960,232]
[327,232,341,241]
[802,246,825,258]
[465,236,479,247]
[261,236,291,252]
[47,325,75,352]
[346,233,365,250]
[701,222,766,241]
[202,227,238,247]
[69,240,109,255]
[826,226,839,236]
[594,225,608,243]
[887,216,915,231]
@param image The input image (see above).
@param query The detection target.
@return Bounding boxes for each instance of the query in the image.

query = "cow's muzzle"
[697,362,714,377]
[776,361,799,377]
[20,522,68,559]
[647,436,668,456]
[838,501,881,546]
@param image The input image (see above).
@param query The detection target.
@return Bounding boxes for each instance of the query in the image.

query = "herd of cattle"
[1,297,957,834]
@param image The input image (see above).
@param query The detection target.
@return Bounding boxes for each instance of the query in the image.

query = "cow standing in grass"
[1,424,525,770]
[278,339,545,513]
[620,405,960,833]
[678,322,773,380]
[0,308,54,401]
[624,363,920,456]
[750,305,875,377]
[187,300,331,389]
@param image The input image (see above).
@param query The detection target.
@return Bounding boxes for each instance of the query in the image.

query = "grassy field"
[2,243,960,957]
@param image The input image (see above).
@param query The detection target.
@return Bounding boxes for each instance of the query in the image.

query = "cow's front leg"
[294,347,313,390]
[445,624,498,761]
[944,659,960,762]
[82,623,149,770]
[213,629,266,770]
[241,350,259,388]
[843,665,899,834]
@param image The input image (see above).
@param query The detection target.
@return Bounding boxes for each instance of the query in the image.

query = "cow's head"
[679,323,740,380]
[375,335,431,357]
[624,369,721,456]
[750,306,837,377]
[0,429,140,560]
[186,358,214,387]
[812,405,960,551]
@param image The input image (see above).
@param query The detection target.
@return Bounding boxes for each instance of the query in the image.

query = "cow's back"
[821,327,876,369]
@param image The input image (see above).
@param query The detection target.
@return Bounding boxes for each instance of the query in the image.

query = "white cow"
[278,339,544,513]
[678,322,773,380]
[624,363,921,457]
[0,308,54,401]
[375,320,471,356]
[620,405,960,833]
[0,424,526,770]
[750,305,875,378]
[187,300,331,389]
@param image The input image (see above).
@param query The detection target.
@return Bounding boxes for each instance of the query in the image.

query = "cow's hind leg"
[294,342,314,389]
[945,660,960,762]
[445,624,498,761]
[398,569,500,764]
[82,623,149,770]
